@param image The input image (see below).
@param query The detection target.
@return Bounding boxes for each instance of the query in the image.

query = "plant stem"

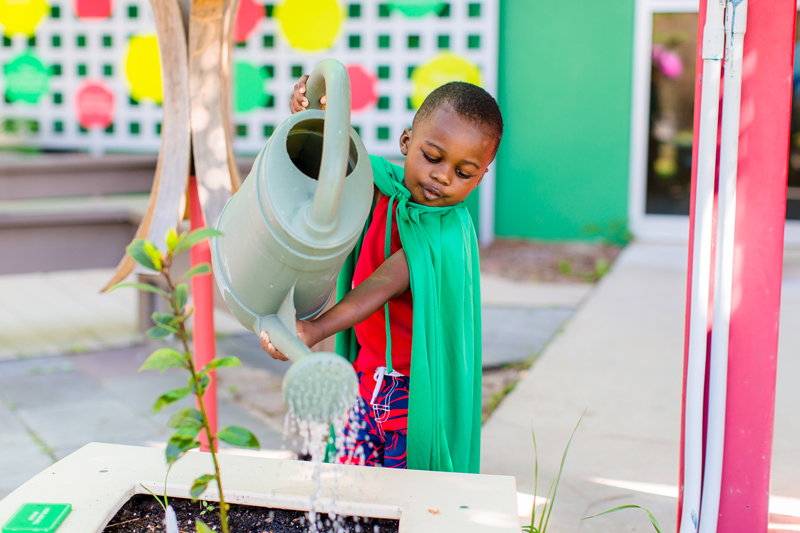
[164,268,230,533]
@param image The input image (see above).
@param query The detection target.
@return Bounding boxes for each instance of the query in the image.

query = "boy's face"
[399,106,496,207]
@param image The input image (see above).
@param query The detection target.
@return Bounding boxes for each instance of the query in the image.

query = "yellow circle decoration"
[122,33,162,104]
[0,0,50,38]
[410,53,482,109]
[276,0,343,52]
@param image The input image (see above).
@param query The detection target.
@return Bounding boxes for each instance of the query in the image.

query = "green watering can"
[210,59,373,424]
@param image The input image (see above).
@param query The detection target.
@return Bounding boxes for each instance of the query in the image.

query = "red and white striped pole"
[679,1,795,532]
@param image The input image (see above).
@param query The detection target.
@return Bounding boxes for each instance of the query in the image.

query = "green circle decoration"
[233,61,267,113]
[3,52,50,104]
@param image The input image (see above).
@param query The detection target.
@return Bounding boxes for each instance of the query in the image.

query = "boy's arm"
[261,249,410,360]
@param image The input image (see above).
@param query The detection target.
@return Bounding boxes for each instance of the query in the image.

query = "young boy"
[261,78,503,474]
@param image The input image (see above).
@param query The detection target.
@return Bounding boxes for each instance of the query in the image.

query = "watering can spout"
[210,59,373,425]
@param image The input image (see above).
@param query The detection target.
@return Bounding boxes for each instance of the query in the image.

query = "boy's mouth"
[421,185,442,201]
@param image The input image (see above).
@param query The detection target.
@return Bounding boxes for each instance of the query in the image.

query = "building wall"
[495,0,636,241]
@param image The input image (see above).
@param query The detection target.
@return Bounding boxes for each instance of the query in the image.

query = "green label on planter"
[2,503,71,533]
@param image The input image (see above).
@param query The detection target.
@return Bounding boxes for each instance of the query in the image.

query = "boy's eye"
[422,152,440,163]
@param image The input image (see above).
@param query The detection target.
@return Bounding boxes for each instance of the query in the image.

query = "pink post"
[189,174,218,451]
[717,2,794,530]
[679,1,795,531]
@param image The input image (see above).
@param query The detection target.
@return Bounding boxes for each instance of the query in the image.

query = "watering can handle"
[303,59,352,230]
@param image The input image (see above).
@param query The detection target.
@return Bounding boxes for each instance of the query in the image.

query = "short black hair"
[412,81,504,152]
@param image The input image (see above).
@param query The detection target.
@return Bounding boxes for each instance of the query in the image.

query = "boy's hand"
[260,319,324,361]
[290,74,326,114]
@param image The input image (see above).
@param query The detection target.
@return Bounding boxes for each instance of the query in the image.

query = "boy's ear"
[399,127,412,156]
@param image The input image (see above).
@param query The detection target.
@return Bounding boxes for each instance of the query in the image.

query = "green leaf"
[541,411,584,533]
[107,282,168,298]
[146,325,172,340]
[174,284,188,314]
[181,263,212,280]
[174,228,224,255]
[166,227,179,254]
[167,407,203,429]
[139,348,185,372]
[173,421,201,440]
[142,239,163,270]
[191,373,211,397]
[202,356,241,373]
[217,426,260,449]
[165,434,200,464]
[583,505,663,533]
[151,312,178,332]
[126,239,158,271]
[195,519,214,533]
[152,387,190,413]
[190,474,217,500]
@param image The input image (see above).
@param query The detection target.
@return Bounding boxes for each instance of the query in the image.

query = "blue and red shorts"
[337,370,409,469]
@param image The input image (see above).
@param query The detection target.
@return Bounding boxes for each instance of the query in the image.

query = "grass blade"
[583,504,663,533]
[541,411,584,532]
[530,424,539,530]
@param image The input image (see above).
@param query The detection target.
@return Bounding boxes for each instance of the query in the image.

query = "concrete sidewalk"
[481,243,800,532]
[0,266,589,501]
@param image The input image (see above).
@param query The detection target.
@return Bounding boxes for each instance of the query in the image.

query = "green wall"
[495,0,635,241]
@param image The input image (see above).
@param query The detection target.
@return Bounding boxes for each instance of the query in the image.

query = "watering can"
[210,59,373,424]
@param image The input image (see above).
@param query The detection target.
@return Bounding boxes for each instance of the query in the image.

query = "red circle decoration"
[346,65,378,113]
[74,0,112,19]
[234,0,264,43]
[75,80,115,129]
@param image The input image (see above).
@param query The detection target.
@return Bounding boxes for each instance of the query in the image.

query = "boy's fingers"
[320,95,326,106]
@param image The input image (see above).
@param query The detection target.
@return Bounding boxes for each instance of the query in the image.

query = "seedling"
[522,412,583,533]
[109,227,260,533]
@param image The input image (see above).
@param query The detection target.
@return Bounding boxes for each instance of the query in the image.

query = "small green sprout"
[109,227,259,533]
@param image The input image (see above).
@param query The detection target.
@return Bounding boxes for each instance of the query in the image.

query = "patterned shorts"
[337,370,409,469]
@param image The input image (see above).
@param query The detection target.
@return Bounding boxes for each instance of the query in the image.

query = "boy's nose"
[431,169,450,185]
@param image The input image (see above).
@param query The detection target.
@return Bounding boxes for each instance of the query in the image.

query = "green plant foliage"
[202,356,241,373]
[108,282,168,297]
[166,407,203,429]
[190,474,217,500]
[174,228,224,255]
[196,519,214,533]
[522,412,584,533]
[182,263,212,279]
[146,325,173,340]
[174,284,188,314]
[217,426,260,449]
[583,504,663,532]
[139,348,186,372]
[126,238,160,271]
[111,226,251,533]
[152,387,191,413]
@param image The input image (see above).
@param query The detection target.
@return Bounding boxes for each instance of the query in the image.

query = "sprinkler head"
[282,352,359,424]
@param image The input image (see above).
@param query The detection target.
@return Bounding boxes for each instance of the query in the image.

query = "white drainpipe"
[699,2,748,532]
[681,0,726,531]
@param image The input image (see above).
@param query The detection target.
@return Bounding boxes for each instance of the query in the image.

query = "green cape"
[335,155,482,473]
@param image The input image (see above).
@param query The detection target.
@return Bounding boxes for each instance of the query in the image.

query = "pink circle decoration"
[346,64,378,113]
[234,0,264,43]
[74,80,115,129]
[74,0,112,19]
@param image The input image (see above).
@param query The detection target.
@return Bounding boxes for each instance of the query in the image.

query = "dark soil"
[480,239,623,283]
[104,494,399,533]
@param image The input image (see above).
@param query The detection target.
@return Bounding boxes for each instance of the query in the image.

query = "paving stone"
[482,306,575,367]
[16,397,164,451]
[0,366,109,409]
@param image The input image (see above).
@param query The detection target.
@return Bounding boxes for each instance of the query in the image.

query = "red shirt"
[352,196,413,376]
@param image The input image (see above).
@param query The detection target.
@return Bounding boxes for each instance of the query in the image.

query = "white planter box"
[0,443,520,532]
